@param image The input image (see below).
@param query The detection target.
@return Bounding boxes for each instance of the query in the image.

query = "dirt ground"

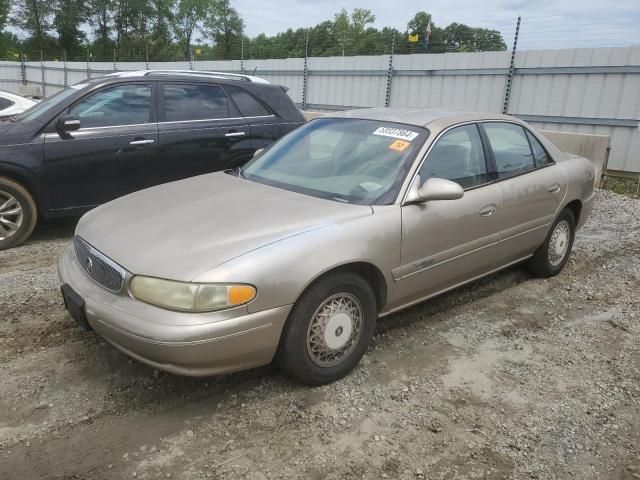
[1,189,639,480]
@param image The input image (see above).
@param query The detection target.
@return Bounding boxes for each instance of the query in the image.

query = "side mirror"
[252,148,264,158]
[405,177,464,203]
[56,115,81,136]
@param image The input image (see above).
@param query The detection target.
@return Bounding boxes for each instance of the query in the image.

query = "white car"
[0,90,37,119]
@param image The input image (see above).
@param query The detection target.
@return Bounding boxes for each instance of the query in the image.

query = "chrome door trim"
[381,254,533,317]
[157,114,275,126]
[392,235,500,281]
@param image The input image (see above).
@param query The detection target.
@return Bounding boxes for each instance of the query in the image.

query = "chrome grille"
[73,236,126,293]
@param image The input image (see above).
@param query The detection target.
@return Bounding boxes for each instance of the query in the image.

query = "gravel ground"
[1,190,639,480]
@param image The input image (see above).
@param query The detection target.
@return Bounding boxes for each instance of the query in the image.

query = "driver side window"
[419,124,490,189]
[68,84,152,128]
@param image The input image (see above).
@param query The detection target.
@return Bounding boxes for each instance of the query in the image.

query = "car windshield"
[12,86,80,122]
[242,117,428,205]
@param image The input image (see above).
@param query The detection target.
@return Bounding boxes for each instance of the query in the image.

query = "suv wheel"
[0,177,38,250]
[277,272,377,386]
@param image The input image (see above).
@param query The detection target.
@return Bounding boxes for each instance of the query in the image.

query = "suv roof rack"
[104,70,270,84]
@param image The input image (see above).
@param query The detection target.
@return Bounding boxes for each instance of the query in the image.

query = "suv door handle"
[479,204,497,217]
[225,131,246,138]
[548,184,561,193]
[130,139,155,145]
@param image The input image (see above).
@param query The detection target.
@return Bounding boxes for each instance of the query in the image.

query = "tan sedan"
[58,109,595,385]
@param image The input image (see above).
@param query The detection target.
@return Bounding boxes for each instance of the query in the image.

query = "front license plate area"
[61,284,91,331]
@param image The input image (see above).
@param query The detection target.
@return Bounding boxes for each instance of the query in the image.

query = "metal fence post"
[302,29,309,110]
[63,50,68,86]
[502,16,521,114]
[113,48,117,72]
[384,31,396,108]
[240,36,244,74]
[20,51,26,85]
[40,51,46,97]
[189,45,193,70]
[86,51,91,79]
[145,43,149,70]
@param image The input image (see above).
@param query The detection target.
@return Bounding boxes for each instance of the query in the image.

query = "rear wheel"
[527,208,575,278]
[277,272,377,385]
[0,177,38,250]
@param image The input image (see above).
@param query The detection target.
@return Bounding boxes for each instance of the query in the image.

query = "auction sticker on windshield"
[372,126,419,141]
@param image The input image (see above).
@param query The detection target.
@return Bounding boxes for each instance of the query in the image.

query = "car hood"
[0,119,41,144]
[76,172,373,281]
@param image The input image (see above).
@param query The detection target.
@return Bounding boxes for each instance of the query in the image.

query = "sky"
[233,0,640,50]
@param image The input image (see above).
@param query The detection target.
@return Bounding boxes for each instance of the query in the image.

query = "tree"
[88,0,115,57]
[407,11,432,34]
[350,8,375,34]
[171,0,208,59]
[0,0,10,32]
[11,0,55,50]
[205,0,244,59]
[54,0,88,55]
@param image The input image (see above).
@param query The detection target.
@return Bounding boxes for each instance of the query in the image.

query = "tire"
[527,208,576,278]
[277,272,377,386]
[0,176,38,251]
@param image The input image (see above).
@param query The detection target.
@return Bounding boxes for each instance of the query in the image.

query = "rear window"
[226,86,270,117]
[0,97,15,110]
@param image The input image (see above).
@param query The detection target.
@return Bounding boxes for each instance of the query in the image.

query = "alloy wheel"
[0,189,23,241]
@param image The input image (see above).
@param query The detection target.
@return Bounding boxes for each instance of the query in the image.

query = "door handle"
[479,204,497,217]
[225,131,246,138]
[548,184,561,193]
[129,139,155,145]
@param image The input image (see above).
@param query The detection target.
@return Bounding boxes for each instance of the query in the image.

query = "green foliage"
[204,0,244,59]
[2,2,508,61]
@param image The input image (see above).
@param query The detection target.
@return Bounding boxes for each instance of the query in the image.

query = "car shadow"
[30,216,80,243]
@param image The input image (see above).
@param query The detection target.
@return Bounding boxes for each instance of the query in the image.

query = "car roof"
[323,107,519,129]
[100,70,270,84]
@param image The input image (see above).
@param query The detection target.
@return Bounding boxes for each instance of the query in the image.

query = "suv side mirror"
[405,177,464,204]
[56,115,81,136]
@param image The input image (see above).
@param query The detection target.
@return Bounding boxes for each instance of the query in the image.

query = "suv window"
[483,122,535,178]
[419,124,490,189]
[69,84,152,128]
[0,97,15,110]
[226,86,270,117]
[526,130,552,167]
[164,84,229,121]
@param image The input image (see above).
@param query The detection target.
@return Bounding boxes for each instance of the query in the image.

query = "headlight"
[129,276,256,312]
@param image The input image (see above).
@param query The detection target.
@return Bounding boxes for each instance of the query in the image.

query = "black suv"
[0,70,305,249]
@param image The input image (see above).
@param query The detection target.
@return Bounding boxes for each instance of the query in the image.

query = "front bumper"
[58,245,291,376]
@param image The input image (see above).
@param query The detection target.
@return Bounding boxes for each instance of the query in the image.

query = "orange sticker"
[388,139,410,152]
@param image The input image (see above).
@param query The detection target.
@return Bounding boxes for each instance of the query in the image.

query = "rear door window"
[483,122,536,178]
[163,84,229,121]
[226,86,270,117]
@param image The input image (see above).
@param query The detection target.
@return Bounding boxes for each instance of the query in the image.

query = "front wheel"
[527,208,576,278]
[0,177,38,251]
[277,272,377,386]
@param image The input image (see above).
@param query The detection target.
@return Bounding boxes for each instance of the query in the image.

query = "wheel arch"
[563,199,582,226]
[306,261,388,313]
[0,164,43,213]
